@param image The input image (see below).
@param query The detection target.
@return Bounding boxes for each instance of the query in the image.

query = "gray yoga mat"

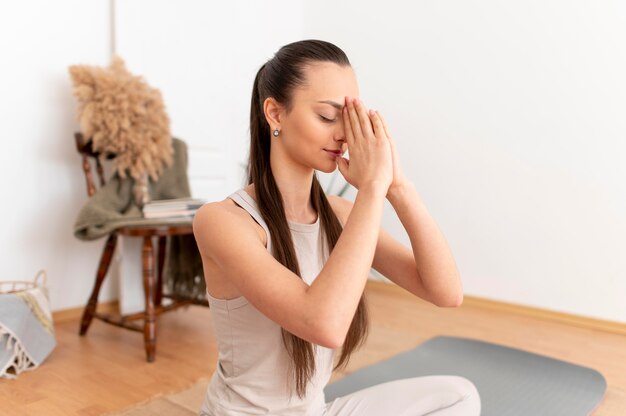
[324,335,606,415]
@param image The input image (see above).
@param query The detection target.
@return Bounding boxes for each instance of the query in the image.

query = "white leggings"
[323,375,481,415]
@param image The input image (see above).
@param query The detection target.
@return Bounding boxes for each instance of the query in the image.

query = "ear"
[263,97,284,130]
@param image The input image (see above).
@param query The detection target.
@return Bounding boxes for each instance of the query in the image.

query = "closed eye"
[319,115,336,123]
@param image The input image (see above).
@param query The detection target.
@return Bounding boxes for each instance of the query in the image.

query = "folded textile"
[0,283,56,379]
[72,137,206,302]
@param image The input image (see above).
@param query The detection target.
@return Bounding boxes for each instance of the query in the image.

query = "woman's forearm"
[387,181,464,306]
[307,182,387,347]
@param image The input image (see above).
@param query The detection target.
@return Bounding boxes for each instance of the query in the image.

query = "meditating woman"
[192,39,481,415]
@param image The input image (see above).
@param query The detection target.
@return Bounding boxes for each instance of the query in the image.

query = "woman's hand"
[372,109,409,195]
[338,96,408,196]
[335,96,393,192]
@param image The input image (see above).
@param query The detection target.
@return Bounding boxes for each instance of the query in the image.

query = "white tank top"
[199,188,337,415]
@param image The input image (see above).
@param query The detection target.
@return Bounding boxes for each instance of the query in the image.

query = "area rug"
[104,377,212,416]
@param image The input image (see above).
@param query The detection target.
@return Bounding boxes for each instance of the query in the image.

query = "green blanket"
[73,137,206,302]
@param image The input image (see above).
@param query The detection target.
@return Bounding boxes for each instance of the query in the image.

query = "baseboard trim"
[365,280,626,337]
[462,294,626,337]
[54,283,626,337]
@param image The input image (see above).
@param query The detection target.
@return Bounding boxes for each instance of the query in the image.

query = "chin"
[316,162,338,174]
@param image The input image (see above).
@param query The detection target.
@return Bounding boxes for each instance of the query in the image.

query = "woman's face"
[265,62,359,174]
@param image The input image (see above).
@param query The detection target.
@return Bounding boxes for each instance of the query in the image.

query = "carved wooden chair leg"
[155,236,167,308]
[142,236,157,362]
[79,233,118,336]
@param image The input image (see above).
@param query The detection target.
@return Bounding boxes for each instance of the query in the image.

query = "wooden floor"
[2,280,625,415]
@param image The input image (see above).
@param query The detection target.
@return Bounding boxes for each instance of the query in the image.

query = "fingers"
[377,111,392,140]
[342,105,354,148]
[353,99,375,138]
[336,155,347,175]
[346,97,363,141]
[344,96,380,146]
[368,109,385,140]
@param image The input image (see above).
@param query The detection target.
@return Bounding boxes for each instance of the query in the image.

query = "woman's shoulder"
[197,184,255,215]
[193,186,267,246]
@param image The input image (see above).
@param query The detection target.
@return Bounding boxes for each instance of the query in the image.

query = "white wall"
[112,0,306,313]
[114,0,306,197]
[2,1,624,324]
[301,0,626,322]
[0,1,120,312]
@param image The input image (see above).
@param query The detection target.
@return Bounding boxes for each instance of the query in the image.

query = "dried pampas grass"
[68,56,173,190]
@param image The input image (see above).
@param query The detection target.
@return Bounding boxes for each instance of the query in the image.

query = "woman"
[193,39,481,415]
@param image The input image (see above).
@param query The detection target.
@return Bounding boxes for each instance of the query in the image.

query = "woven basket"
[0,270,56,379]
[0,270,48,295]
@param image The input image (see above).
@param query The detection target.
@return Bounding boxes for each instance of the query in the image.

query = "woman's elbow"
[437,292,464,308]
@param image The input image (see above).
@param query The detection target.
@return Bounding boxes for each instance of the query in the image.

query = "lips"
[324,149,342,156]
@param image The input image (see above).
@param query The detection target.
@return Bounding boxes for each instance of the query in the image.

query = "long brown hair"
[247,39,370,399]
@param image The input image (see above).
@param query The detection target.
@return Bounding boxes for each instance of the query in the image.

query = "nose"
[336,124,347,144]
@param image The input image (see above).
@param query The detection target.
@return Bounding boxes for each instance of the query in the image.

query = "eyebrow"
[316,100,344,110]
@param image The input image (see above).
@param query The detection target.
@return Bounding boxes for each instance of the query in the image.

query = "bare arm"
[307,182,387,347]
[193,183,387,350]
[329,186,463,308]
[385,181,463,306]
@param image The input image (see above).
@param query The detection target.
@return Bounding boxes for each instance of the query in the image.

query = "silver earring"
[273,128,280,137]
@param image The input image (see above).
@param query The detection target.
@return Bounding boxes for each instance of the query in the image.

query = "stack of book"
[142,197,207,219]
